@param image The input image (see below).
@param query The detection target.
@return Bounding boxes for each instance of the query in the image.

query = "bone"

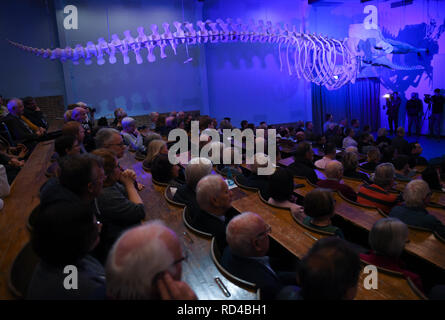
[184,22,197,45]
[216,18,229,42]
[173,21,185,44]
[151,24,166,59]
[64,46,73,61]
[123,30,143,64]
[50,48,62,60]
[196,20,208,43]
[206,20,220,43]
[162,23,177,55]
[96,38,108,65]
[111,34,129,65]
[72,44,84,64]
[107,40,117,64]
[225,18,239,41]
[85,41,98,65]
[239,19,249,42]
[248,19,258,42]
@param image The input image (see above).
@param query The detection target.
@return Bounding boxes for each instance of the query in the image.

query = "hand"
[120,170,136,186]
[9,158,24,167]
[136,182,145,191]
[124,169,137,181]
[156,272,197,300]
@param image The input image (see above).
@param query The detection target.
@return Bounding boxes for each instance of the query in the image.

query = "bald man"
[316,160,357,202]
[106,221,196,300]
[222,212,296,300]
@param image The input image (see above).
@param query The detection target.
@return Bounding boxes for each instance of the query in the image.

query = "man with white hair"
[390,180,445,238]
[4,98,43,146]
[121,117,145,153]
[106,221,197,300]
[222,212,293,299]
[317,160,357,202]
[192,174,238,249]
[173,157,212,210]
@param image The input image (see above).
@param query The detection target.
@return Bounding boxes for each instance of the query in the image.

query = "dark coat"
[288,157,318,184]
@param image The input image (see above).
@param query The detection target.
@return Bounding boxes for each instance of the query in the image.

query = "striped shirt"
[357,184,401,214]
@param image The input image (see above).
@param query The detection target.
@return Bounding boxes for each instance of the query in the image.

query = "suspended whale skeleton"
[8,18,425,90]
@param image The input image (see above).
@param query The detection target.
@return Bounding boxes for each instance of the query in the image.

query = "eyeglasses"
[256,225,272,239]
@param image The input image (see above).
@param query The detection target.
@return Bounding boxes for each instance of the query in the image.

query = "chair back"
[164,185,186,207]
[8,242,40,299]
[182,207,212,238]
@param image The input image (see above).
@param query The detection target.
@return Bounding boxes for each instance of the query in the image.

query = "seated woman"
[267,167,303,216]
[142,139,167,170]
[303,188,344,238]
[421,166,444,192]
[151,153,184,186]
[91,148,145,264]
[360,147,381,172]
[360,218,424,292]
[28,201,105,300]
[342,151,371,184]
[120,117,145,153]
[173,157,212,210]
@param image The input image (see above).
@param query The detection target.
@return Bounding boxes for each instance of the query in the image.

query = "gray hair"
[95,128,121,148]
[325,160,343,180]
[145,139,167,164]
[369,218,408,258]
[186,157,213,189]
[373,163,395,187]
[403,179,430,208]
[121,117,136,130]
[226,212,264,257]
[105,220,175,299]
[6,98,21,112]
[196,174,225,212]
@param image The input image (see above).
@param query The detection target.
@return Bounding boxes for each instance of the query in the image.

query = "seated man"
[303,189,344,238]
[28,201,105,300]
[314,142,336,169]
[4,98,43,146]
[72,106,94,150]
[357,163,401,214]
[317,160,357,202]
[360,147,381,172]
[22,96,49,130]
[288,142,318,184]
[390,180,445,238]
[120,117,145,153]
[39,154,105,221]
[173,157,213,210]
[278,237,361,300]
[342,128,358,149]
[111,107,127,130]
[193,175,238,248]
[393,155,416,181]
[95,128,126,159]
[222,212,292,299]
[105,221,196,300]
[408,142,428,168]
[391,127,409,156]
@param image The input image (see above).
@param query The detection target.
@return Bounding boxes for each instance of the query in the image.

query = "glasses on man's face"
[256,225,272,239]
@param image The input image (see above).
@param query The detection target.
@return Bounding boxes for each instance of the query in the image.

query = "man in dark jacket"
[22,96,49,130]
[391,127,410,155]
[406,92,423,136]
[288,141,318,184]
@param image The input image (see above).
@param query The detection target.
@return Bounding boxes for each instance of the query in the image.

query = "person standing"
[385,92,401,135]
[426,89,444,139]
[406,92,423,137]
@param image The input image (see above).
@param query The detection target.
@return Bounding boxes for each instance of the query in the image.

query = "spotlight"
[383,94,391,98]
[333,75,339,80]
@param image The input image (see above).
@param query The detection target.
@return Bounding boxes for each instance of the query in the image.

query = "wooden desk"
[0,140,55,299]
[292,177,445,271]
[119,152,257,300]
[231,193,420,300]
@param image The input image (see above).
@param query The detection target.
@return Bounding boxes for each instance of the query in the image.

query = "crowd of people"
[2,94,445,300]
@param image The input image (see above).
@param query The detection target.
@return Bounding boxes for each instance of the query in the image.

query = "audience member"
[54,135,81,158]
[314,142,336,169]
[95,128,126,159]
[342,128,357,149]
[360,218,424,292]
[390,180,445,238]
[111,107,127,130]
[106,221,197,300]
[392,127,409,155]
[323,114,334,133]
[151,154,182,186]
[22,96,48,130]
[288,142,318,184]
[380,144,397,163]
[376,128,392,146]
[360,147,381,171]
[4,98,42,146]
[267,167,304,216]
[317,160,357,202]
[392,155,416,181]
[303,189,344,238]
[421,166,444,191]
[173,157,213,210]
[351,119,360,136]
[121,117,145,153]
[91,149,145,264]
[342,151,371,183]
[357,163,401,214]
[0,164,10,210]
[28,201,104,300]
[62,121,86,153]
[143,139,168,170]
[222,212,293,300]
[408,142,428,168]
[305,121,316,141]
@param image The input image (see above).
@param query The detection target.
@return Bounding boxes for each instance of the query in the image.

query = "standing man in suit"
[385,92,401,135]
[406,92,423,137]
[426,89,444,139]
